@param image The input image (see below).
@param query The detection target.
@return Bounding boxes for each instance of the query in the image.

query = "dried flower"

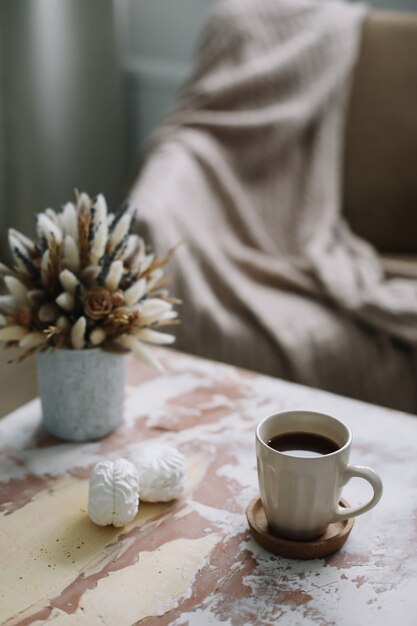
[19,332,47,350]
[124,278,147,306]
[90,328,106,345]
[56,316,70,330]
[0,191,179,368]
[111,291,125,307]
[83,288,113,320]
[56,292,75,312]
[62,202,78,242]
[0,325,28,341]
[71,316,87,349]
[63,235,80,272]
[105,260,124,292]
[116,334,164,372]
[4,276,28,305]
[59,269,79,294]
[37,213,63,245]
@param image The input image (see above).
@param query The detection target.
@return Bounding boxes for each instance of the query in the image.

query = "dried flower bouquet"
[0,192,179,369]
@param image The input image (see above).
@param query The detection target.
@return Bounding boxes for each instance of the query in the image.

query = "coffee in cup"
[256,410,383,540]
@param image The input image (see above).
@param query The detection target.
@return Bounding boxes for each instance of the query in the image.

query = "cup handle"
[330,465,383,522]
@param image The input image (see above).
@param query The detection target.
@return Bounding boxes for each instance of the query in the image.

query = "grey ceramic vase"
[36,349,125,442]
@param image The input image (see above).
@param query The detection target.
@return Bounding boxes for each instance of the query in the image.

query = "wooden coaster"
[246,497,354,559]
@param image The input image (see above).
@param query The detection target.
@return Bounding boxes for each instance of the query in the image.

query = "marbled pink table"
[0,348,415,626]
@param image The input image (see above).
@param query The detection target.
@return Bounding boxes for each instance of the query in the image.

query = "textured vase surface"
[36,349,125,442]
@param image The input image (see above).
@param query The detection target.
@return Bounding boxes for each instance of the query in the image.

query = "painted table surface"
[1,349,416,626]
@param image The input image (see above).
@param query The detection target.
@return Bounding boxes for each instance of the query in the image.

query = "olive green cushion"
[344,11,417,253]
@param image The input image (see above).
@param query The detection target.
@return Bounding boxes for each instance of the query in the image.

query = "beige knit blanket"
[130,0,417,396]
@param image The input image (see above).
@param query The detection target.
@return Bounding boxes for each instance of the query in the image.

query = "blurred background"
[1,0,415,250]
[0,0,416,416]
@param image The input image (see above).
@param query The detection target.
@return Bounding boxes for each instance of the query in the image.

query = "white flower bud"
[132,328,175,345]
[146,269,164,292]
[109,214,131,250]
[122,235,139,261]
[56,292,75,312]
[116,334,164,371]
[105,260,124,292]
[124,278,147,306]
[8,231,31,274]
[37,213,63,244]
[59,269,79,294]
[19,332,47,350]
[138,298,172,319]
[56,316,70,329]
[71,316,86,349]
[90,328,106,345]
[40,250,50,287]
[45,208,60,225]
[90,221,108,265]
[0,325,28,342]
[8,228,35,253]
[77,192,92,213]
[94,194,108,222]
[63,235,80,272]
[62,202,78,241]
[4,276,28,305]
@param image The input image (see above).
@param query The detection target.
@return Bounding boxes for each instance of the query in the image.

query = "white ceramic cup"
[256,410,383,540]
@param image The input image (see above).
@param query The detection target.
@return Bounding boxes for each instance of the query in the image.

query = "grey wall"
[114,0,211,167]
[0,0,125,255]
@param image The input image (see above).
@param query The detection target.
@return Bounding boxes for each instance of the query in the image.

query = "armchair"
[344,11,417,263]
[130,8,417,413]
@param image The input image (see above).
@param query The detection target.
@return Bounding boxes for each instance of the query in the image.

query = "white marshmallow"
[127,443,185,503]
[88,459,139,527]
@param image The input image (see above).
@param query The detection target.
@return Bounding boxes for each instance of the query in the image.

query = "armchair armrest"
[380,254,417,279]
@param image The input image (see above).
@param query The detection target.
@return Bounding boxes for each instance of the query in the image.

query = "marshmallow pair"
[88,444,186,527]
